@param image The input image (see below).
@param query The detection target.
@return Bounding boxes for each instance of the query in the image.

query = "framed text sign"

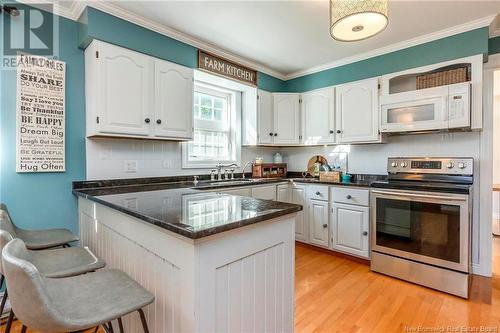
[16,54,66,173]
[198,50,258,86]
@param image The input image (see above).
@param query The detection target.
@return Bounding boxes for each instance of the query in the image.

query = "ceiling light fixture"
[330,0,388,42]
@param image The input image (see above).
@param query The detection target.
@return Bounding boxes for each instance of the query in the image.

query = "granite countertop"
[74,183,302,240]
[73,173,384,239]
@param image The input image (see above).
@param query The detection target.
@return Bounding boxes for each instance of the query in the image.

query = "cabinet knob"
[330,130,334,134]
[315,191,321,195]
[322,224,328,228]
[269,132,273,136]
[336,129,342,134]
[274,133,278,136]
[346,195,352,199]
[144,118,151,124]
[156,119,162,124]
[362,231,368,236]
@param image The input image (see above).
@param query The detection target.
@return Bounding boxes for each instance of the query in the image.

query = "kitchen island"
[74,182,301,333]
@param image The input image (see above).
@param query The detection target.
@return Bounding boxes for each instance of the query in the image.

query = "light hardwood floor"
[5,238,500,333]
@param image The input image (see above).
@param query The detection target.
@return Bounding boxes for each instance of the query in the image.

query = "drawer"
[331,187,369,206]
[307,185,329,201]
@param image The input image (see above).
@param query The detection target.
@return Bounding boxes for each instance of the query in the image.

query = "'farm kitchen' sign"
[16,54,66,173]
[198,51,257,86]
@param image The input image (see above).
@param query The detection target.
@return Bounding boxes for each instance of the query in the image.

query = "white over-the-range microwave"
[380,82,471,133]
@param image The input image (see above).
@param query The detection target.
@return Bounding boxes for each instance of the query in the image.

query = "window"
[182,83,241,168]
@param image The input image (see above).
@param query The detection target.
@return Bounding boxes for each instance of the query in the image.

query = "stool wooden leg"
[20,325,27,333]
[138,309,149,333]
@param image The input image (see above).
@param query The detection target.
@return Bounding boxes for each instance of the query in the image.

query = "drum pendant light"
[330,0,388,42]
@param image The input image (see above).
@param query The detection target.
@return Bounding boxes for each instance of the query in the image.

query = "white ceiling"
[50,1,500,78]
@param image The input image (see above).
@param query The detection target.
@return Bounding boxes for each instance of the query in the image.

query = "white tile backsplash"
[86,138,277,180]
[280,131,480,175]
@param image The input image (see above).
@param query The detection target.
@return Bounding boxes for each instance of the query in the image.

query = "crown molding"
[16,1,497,82]
[85,1,288,80]
[15,0,79,20]
[489,14,500,38]
[284,14,497,80]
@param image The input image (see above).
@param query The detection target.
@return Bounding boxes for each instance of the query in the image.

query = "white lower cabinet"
[331,203,369,258]
[277,184,289,202]
[307,199,329,248]
[291,185,307,242]
[218,183,371,259]
[251,185,277,200]
[218,187,252,197]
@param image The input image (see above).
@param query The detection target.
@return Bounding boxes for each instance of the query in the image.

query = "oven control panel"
[387,157,473,175]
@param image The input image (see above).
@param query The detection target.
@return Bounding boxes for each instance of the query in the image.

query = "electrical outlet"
[124,160,138,173]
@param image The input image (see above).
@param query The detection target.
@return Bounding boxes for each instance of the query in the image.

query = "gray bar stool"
[0,230,106,331]
[0,204,79,249]
[2,238,154,333]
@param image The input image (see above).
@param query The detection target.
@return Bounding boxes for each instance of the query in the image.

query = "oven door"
[370,189,470,272]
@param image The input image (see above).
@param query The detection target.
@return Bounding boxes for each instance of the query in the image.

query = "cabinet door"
[291,185,307,242]
[336,78,379,143]
[257,90,274,144]
[331,203,369,258]
[273,94,300,144]
[251,185,276,201]
[218,187,252,197]
[301,88,335,144]
[97,42,153,136]
[154,59,194,139]
[276,184,290,202]
[308,199,329,248]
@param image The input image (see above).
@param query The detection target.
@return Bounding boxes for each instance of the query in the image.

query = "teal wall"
[0,4,497,235]
[0,7,86,233]
[489,36,500,55]
[286,27,490,92]
[79,7,288,92]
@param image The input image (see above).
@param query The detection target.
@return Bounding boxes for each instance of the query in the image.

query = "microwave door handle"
[371,190,467,202]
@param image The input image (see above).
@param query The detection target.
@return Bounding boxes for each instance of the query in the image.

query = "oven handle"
[371,190,467,202]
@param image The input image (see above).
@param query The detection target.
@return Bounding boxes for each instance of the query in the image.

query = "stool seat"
[16,228,79,250]
[44,269,154,330]
[29,247,105,278]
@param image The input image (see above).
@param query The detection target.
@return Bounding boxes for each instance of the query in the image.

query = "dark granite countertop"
[72,173,386,239]
[74,183,302,240]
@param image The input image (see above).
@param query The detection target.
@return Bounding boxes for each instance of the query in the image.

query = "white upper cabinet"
[335,78,380,143]
[301,88,336,145]
[154,59,194,139]
[257,90,274,144]
[89,41,153,136]
[85,40,194,141]
[273,93,301,144]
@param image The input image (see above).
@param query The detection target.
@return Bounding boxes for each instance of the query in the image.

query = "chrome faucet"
[215,162,238,181]
[241,161,252,179]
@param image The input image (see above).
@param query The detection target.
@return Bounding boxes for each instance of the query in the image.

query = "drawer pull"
[322,224,328,228]
[362,231,368,236]
[346,195,352,199]
[315,191,321,195]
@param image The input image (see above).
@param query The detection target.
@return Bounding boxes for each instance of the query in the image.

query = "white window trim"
[182,82,241,169]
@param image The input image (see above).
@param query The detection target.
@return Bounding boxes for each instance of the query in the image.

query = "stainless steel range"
[370,157,473,298]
